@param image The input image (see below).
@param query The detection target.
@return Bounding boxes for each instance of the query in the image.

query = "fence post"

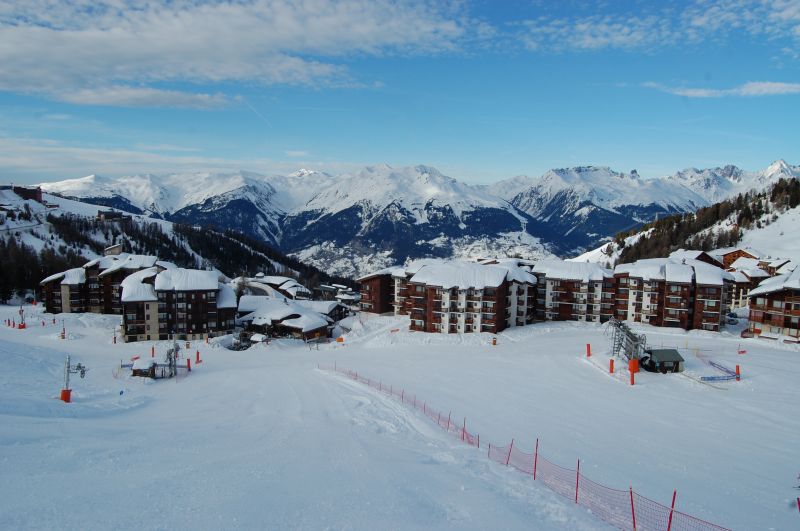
[667,490,676,531]
[461,417,466,441]
[533,438,539,480]
[423,402,426,414]
[505,438,514,466]
[575,459,580,503]
[447,412,451,431]
[477,434,479,449]
[487,442,491,459]
[630,487,637,531]
[401,389,404,403]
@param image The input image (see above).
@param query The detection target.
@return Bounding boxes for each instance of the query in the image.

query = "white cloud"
[643,80,800,97]
[285,150,310,158]
[57,86,229,108]
[0,0,473,107]
[0,135,364,181]
[518,1,800,51]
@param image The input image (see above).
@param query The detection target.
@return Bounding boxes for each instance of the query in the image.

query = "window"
[145,303,150,310]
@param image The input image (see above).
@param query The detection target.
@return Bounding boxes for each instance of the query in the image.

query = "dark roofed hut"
[642,349,685,373]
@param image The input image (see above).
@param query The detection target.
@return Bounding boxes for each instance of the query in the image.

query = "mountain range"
[39,160,799,277]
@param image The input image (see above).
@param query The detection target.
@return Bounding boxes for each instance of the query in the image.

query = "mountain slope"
[39,160,797,278]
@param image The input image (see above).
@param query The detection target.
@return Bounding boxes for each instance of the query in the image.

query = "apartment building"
[746,267,800,342]
[359,259,536,334]
[614,258,733,331]
[120,267,237,342]
[532,260,614,323]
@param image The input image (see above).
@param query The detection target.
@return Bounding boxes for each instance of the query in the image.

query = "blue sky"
[0,0,798,184]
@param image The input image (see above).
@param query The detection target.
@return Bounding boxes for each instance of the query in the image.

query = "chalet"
[240,275,312,300]
[711,246,765,269]
[534,260,614,323]
[238,298,330,341]
[746,267,800,342]
[669,249,724,269]
[120,267,236,342]
[294,300,350,322]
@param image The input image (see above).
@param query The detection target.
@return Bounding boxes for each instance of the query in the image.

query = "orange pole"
[735,364,740,381]
[630,371,635,386]
[610,359,614,373]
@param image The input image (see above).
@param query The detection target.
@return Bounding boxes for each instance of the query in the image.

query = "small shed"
[642,349,684,373]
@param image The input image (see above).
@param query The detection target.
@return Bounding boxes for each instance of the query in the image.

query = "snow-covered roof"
[534,260,612,282]
[669,249,708,262]
[357,266,403,281]
[249,333,267,342]
[710,246,766,259]
[691,261,733,286]
[132,358,156,371]
[154,268,218,291]
[614,259,667,281]
[294,300,344,315]
[615,257,732,286]
[741,267,770,279]
[729,257,762,271]
[392,259,443,279]
[120,267,159,302]
[155,260,177,270]
[216,283,238,309]
[238,295,272,313]
[731,271,750,283]
[776,261,797,275]
[83,253,127,270]
[40,267,87,286]
[410,262,518,289]
[665,262,694,284]
[99,254,159,277]
[749,267,800,297]
[242,299,329,332]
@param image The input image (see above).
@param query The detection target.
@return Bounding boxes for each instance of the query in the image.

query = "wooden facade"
[359,275,394,314]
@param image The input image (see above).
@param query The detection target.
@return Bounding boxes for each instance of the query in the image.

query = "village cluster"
[39,243,359,345]
[359,247,799,342]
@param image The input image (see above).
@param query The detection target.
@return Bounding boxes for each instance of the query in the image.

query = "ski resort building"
[746,267,800,342]
[241,273,312,300]
[40,252,172,315]
[533,261,615,323]
[120,267,236,342]
[613,258,734,331]
[359,259,537,334]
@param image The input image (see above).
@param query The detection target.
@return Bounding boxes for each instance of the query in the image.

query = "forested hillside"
[615,177,800,264]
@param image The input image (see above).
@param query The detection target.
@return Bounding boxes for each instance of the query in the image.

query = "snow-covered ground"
[1,306,798,529]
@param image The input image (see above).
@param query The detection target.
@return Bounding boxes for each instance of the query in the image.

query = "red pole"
[533,438,539,480]
[735,364,740,381]
[610,358,614,373]
[667,490,677,531]
[586,343,591,357]
[630,487,637,531]
[575,459,580,503]
[196,350,201,364]
[505,438,514,466]
[151,346,155,358]
[186,358,191,372]
[630,370,635,386]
